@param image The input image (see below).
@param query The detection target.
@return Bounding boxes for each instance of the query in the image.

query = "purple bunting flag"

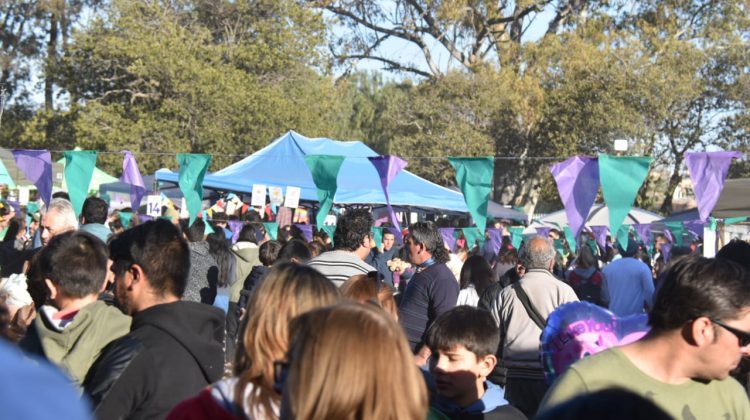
[439,228,457,252]
[550,156,600,238]
[590,226,609,252]
[121,151,147,212]
[12,149,53,207]
[368,156,408,241]
[633,224,653,248]
[487,228,503,255]
[535,227,551,238]
[227,220,244,244]
[683,220,705,240]
[296,224,314,242]
[685,151,742,221]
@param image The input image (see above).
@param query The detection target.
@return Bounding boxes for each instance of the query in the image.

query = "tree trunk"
[45,7,59,111]
[659,157,683,214]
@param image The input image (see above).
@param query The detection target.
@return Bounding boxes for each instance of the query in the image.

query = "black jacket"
[83,301,225,420]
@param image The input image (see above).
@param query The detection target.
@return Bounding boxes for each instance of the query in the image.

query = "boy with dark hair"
[426,306,526,419]
[20,231,131,386]
[80,197,112,243]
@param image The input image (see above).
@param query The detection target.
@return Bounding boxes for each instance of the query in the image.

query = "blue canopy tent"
[155,131,473,212]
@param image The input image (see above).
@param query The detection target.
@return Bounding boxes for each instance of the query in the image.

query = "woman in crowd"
[279,303,427,420]
[168,263,340,419]
[341,272,399,321]
[565,245,605,306]
[457,255,495,307]
[206,224,237,314]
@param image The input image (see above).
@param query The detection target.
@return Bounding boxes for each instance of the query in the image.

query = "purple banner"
[138,214,154,223]
[296,224,314,242]
[683,220,705,240]
[661,243,672,263]
[633,224,653,248]
[12,149,53,207]
[487,228,503,256]
[228,220,244,244]
[550,156,600,238]
[685,151,741,221]
[368,156,408,241]
[535,226,551,238]
[439,228,457,252]
[121,151,147,212]
[590,225,609,252]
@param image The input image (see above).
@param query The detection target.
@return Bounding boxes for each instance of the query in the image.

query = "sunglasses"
[712,319,750,347]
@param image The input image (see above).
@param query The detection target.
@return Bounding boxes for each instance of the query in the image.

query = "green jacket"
[230,242,260,302]
[23,300,131,386]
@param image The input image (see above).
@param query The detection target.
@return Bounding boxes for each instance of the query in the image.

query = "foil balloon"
[541,301,649,383]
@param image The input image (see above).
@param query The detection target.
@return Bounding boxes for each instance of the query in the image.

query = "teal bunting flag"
[63,150,98,218]
[563,226,577,254]
[372,227,384,249]
[176,154,212,226]
[448,157,494,234]
[304,155,346,230]
[462,227,484,250]
[321,225,336,246]
[598,154,653,249]
[509,227,524,250]
[263,222,279,240]
[119,212,133,229]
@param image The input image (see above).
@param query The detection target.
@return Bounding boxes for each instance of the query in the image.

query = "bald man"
[489,236,579,417]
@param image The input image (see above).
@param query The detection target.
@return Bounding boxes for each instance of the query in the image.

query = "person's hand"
[414,345,432,366]
[6,303,35,342]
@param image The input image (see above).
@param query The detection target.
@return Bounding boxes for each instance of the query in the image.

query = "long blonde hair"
[234,263,340,418]
[282,303,428,420]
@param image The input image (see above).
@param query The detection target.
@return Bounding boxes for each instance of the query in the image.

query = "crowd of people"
[0,193,749,419]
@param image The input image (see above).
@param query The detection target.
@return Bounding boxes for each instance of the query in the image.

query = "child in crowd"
[426,306,526,419]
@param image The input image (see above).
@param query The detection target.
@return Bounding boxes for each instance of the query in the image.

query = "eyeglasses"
[711,319,750,347]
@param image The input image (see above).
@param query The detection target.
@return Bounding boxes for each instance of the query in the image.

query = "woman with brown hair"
[168,263,340,419]
[340,272,399,321]
[279,302,428,420]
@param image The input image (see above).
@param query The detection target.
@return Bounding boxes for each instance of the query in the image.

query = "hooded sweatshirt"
[84,301,225,420]
[21,300,131,387]
[230,242,260,303]
[429,381,526,420]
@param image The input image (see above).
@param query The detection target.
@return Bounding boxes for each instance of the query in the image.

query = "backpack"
[567,270,604,306]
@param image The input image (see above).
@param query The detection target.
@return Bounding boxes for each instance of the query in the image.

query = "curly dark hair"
[332,209,373,252]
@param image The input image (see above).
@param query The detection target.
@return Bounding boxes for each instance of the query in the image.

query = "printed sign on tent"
[180,198,189,219]
[146,195,163,217]
[18,188,30,205]
[284,186,301,208]
[269,186,284,206]
[251,184,267,207]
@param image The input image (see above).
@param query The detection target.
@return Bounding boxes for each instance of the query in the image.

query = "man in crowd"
[369,229,400,287]
[399,221,459,363]
[490,235,578,417]
[20,231,131,385]
[181,218,219,304]
[540,255,750,418]
[83,219,225,419]
[79,197,112,243]
[602,237,654,316]
[308,208,375,287]
[41,198,79,247]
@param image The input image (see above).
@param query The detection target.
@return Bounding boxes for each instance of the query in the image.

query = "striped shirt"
[307,250,375,287]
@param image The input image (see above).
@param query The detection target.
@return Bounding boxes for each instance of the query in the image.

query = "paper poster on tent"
[18,188,30,205]
[251,184,267,207]
[180,198,189,219]
[269,186,284,206]
[284,186,301,208]
[146,195,162,217]
[324,214,337,226]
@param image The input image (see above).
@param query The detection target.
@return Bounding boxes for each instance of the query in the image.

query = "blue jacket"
[432,381,510,416]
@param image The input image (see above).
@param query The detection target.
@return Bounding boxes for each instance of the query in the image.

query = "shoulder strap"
[511,282,546,330]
